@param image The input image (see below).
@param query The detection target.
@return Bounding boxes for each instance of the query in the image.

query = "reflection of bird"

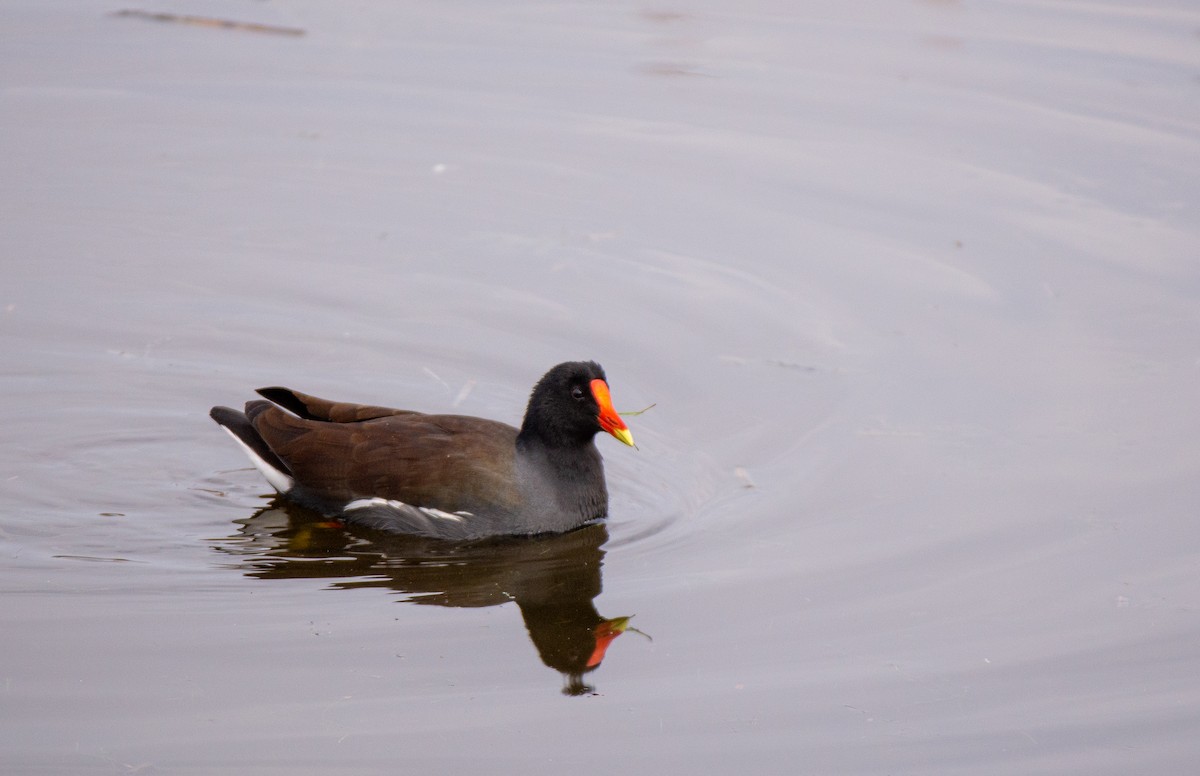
[211,362,635,540]
[217,504,640,694]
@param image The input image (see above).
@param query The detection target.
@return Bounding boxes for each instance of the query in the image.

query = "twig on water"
[113,9,305,37]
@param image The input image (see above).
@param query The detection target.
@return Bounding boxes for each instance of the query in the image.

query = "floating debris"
[422,366,451,391]
[452,379,476,408]
[53,555,145,564]
[720,355,818,372]
[112,9,305,37]
[636,61,710,78]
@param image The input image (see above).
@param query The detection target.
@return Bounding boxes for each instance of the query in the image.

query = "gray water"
[2,1,1199,773]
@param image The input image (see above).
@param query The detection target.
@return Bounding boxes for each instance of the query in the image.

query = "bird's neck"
[515,434,608,522]
[516,417,592,450]
[516,430,599,471]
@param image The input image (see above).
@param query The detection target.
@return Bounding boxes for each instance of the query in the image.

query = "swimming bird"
[210,361,635,540]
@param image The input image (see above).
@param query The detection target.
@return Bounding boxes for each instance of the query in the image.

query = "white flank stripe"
[344,497,470,522]
[221,428,294,492]
[345,497,398,511]
[419,507,465,523]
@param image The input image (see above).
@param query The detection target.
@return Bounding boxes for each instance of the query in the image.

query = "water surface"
[2,1,1199,773]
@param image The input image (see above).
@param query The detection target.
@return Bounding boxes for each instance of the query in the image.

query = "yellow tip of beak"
[610,427,635,447]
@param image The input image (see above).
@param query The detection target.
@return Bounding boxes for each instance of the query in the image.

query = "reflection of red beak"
[586,616,632,668]
[590,379,635,447]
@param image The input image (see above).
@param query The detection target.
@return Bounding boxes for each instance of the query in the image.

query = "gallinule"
[210,361,635,540]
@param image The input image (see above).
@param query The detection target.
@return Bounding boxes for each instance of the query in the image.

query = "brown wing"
[249,405,523,515]
[257,387,422,423]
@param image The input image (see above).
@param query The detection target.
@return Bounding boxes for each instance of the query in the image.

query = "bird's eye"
[571,386,586,401]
